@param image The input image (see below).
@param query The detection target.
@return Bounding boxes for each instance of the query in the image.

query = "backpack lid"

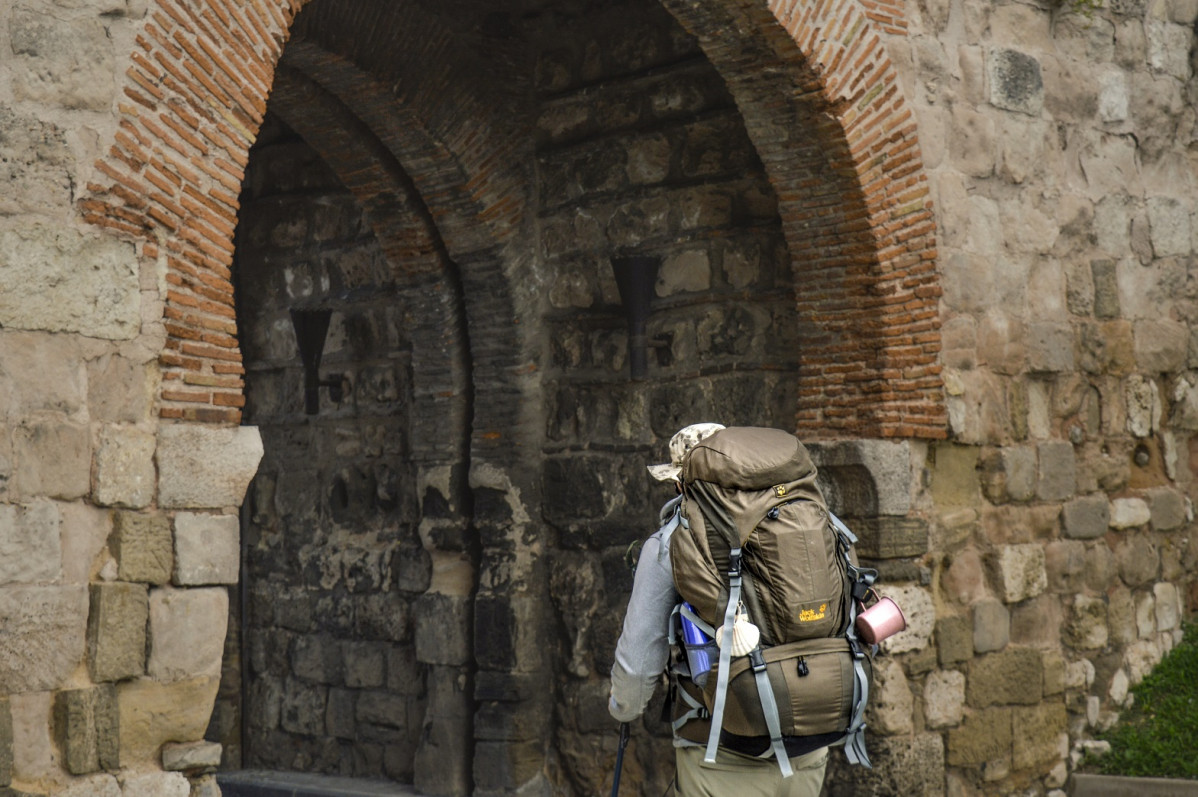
[682,427,818,491]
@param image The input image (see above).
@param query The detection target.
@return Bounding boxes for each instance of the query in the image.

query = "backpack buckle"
[727,550,742,578]
[748,648,767,673]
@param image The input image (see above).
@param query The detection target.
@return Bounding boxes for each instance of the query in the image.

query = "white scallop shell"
[715,612,761,656]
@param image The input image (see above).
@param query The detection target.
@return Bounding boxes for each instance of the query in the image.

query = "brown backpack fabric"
[668,427,874,771]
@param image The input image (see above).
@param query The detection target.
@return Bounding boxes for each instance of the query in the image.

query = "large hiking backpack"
[668,426,876,775]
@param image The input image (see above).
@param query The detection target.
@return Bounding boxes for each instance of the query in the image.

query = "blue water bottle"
[679,603,714,686]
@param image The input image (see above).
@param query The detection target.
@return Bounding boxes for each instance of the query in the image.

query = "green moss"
[1094,623,1198,780]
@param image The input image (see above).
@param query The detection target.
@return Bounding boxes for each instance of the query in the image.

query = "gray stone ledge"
[1070,773,1198,796]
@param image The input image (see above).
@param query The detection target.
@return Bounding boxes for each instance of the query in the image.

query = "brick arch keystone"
[661,0,946,440]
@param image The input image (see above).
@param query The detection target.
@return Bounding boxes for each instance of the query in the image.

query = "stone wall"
[1,0,1198,796]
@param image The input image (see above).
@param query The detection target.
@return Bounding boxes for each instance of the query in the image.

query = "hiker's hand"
[608,692,639,723]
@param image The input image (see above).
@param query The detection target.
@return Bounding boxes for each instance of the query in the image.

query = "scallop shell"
[715,611,761,656]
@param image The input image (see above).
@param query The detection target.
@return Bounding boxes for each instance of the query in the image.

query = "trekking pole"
[611,721,631,797]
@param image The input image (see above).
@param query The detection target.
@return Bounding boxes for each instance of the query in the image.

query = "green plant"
[1093,623,1198,780]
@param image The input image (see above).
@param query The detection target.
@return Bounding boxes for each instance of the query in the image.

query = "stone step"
[216,771,424,797]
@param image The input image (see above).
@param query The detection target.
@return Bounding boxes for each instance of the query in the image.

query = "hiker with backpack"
[609,424,884,796]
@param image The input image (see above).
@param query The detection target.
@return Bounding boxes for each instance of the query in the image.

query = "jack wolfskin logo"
[799,603,827,623]
[773,485,787,497]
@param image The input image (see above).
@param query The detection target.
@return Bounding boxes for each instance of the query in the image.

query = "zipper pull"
[767,506,781,520]
[797,656,809,677]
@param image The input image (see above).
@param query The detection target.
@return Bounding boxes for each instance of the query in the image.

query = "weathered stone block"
[172,513,239,586]
[119,771,190,797]
[968,647,1044,707]
[60,502,111,585]
[880,586,934,655]
[87,355,154,425]
[1065,594,1109,649]
[1062,494,1110,540]
[88,582,147,683]
[0,502,61,585]
[161,740,222,771]
[1153,581,1181,631]
[148,588,228,683]
[1146,20,1192,79]
[1109,497,1151,529]
[1115,534,1159,586]
[851,517,929,559]
[93,427,156,509]
[417,593,472,666]
[1011,595,1064,648]
[0,226,137,340]
[1012,702,1066,770]
[344,641,386,689]
[943,548,987,606]
[110,512,172,584]
[946,707,1012,767]
[292,634,344,685]
[53,686,118,775]
[1125,375,1161,438]
[0,585,87,691]
[657,250,710,296]
[157,425,264,509]
[869,659,913,735]
[118,677,219,764]
[1135,319,1189,373]
[937,615,973,665]
[807,439,914,516]
[973,599,1011,654]
[11,421,89,500]
[57,774,121,797]
[1145,487,1186,530]
[992,544,1047,603]
[925,669,966,729]
[1036,442,1076,501]
[1045,540,1087,592]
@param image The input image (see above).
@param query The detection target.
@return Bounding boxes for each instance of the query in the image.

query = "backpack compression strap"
[704,547,744,767]
[747,648,794,777]
[831,512,875,768]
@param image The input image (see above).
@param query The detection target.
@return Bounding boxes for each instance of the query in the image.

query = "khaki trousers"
[675,745,828,797]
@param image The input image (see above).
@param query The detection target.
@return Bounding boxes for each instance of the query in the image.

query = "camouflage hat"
[646,423,726,482]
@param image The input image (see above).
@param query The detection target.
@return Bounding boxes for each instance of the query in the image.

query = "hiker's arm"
[609,531,677,722]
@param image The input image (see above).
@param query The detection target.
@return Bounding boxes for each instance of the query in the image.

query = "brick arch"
[80,0,536,444]
[660,0,946,440]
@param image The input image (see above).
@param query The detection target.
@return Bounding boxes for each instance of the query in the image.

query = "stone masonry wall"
[228,115,433,782]
[530,3,804,793]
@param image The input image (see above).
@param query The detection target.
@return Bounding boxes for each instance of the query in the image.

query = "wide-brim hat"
[646,422,726,482]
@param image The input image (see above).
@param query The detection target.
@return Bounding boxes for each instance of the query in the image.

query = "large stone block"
[416,592,472,666]
[1036,442,1077,501]
[807,439,914,516]
[1125,375,1161,438]
[0,226,138,340]
[973,599,1011,654]
[87,355,154,425]
[880,586,934,655]
[148,588,228,683]
[1062,494,1109,540]
[60,502,111,585]
[57,774,121,797]
[11,421,90,500]
[0,585,88,691]
[109,512,172,584]
[9,5,115,111]
[157,425,263,509]
[0,105,72,216]
[1012,702,1067,770]
[925,669,966,729]
[946,707,1012,767]
[53,686,118,775]
[992,544,1047,603]
[0,502,61,585]
[868,659,913,735]
[117,676,220,764]
[93,426,156,509]
[1065,594,1109,649]
[988,48,1044,116]
[119,771,190,797]
[88,582,147,683]
[161,740,222,771]
[1134,319,1189,373]
[173,513,239,586]
[967,647,1044,707]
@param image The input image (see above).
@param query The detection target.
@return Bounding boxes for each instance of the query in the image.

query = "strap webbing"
[704,547,743,765]
[671,685,709,731]
[748,649,793,777]
[679,603,716,638]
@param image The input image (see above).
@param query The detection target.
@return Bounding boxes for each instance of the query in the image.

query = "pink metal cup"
[855,597,907,644]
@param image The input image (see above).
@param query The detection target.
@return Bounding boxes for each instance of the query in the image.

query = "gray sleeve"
[608,531,678,723]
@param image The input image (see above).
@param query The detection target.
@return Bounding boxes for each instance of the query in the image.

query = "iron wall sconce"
[290,307,346,415]
[610,255,665,380]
